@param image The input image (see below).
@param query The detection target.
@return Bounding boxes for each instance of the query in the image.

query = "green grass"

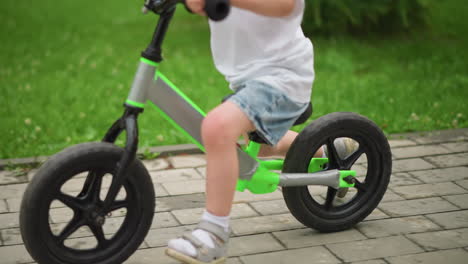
[1,0,467,159]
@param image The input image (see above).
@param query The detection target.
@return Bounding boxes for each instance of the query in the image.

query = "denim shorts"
[226,81,310,146]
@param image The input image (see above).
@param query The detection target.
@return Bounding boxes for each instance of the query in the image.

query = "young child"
[166,0,315,263]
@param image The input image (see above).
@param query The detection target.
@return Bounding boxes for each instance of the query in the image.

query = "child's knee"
[201,112,238,147]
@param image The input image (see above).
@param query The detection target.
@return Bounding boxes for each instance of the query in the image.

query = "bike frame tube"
[127,59,259,180]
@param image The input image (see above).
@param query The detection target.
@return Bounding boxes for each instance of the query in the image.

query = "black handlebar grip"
[204,0,230,21]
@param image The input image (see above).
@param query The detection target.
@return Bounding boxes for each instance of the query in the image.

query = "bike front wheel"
[20,142,155,264]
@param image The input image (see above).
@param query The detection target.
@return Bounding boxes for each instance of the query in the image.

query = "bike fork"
[101,105,143,212]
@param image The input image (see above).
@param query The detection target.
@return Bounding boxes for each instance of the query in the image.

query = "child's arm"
[186,0,296,17]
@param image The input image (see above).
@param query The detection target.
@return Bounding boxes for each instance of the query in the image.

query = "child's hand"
[186,0,207,16]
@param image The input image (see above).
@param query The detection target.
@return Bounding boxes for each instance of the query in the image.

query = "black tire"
[20,142,155,264]
[282,112,392,232]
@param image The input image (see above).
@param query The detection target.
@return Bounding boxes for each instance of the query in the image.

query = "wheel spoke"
[324,187,337,210]
[326,138,342,168]
[105,200,128,214]
[354,179,367,193]
[56,215,84,243]
[89,224,107,248]
[342,147,365,169]
[57,193,84,211]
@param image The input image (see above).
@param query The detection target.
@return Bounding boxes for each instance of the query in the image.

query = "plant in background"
[302,0,430,35]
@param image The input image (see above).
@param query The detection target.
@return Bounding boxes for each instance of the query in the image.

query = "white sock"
[167,210,230,257]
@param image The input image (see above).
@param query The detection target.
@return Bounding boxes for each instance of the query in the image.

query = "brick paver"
[1,128,467,263]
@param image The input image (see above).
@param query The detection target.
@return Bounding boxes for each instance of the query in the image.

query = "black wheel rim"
[39,164,143,263]
[299,131,384,220]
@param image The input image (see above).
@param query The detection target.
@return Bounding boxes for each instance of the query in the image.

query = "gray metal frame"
[126,62,341,188]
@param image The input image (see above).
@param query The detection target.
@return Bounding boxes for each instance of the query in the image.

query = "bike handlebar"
[204,0,230,21]
[143,0,230,21]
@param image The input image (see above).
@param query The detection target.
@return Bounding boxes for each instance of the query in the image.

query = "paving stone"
[425,210,468,229]
[357,216,441,238]
[410,167,468,183]
[195,167,206,178]
[150,168,203,183]
[143,158,170,171]
[0,183,27,199]
[1,228,22,245]
[410,129,468,144]
[327,236,423,262]
[230,213,303,235]
[161,179,205,195]
[152,212,180,229]
[125,247,176,264]
[379,197,458,217]
[154,183,169,197]
[425,153,468,167]
[5,197,21,212]
[389,172,423,187]
[391,144,451,159]
[351,260,387,264]
[240,246,340,264]
[443,194,468,209]
[167,154,206,169]
[171,203,257,225]
[391,182,467,199]
[441,142,468,152]
[392,158,435,172]
[27,168,38,181]
[380,189,405,203]
[0,199,7,213]
[456,179,468,190]
[145,225,196,247]
[388,139,417,148]
[249,199,289,215]
[363,208,390,221]
[233,189,283,203]
[0,212,19,229]
[386,248,468,264]
[272,228,366,248]
[406,228,468,251]
[0,244,34,264]
[126,248,244,264]
[0,170,27,185]
[228,233,284,257]
[156,193,205,212]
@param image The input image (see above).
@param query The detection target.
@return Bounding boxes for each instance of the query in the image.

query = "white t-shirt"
[208,0,314,103]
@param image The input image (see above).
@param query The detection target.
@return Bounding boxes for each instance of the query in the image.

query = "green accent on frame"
[125,99,146,108]
[148,101,205,152]
[339,170,356,188]
[155,71,206,116]
[140,57,159,67]
[236,165,280,194]
[308,158,329,173]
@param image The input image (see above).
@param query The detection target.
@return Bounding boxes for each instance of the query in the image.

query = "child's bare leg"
[259,130,324,158]
[166,101,255,261]
[202,101,255,216]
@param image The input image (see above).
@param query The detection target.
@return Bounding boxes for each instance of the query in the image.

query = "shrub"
[302,0,430,35]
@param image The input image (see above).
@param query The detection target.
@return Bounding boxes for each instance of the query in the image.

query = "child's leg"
[166,101,255,263]
[202,101,256,216]
[259,130,324,158]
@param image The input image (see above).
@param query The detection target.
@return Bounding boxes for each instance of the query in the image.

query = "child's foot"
[166,221,229,264]
[324,137,359,198]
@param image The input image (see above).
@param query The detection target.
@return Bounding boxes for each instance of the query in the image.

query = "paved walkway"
[1,128,468,264]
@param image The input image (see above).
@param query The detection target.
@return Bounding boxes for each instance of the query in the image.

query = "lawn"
[1,0,467,159]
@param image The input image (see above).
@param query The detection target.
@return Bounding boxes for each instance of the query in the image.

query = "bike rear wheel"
[282,112,392,232]
[20,142,155,264]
